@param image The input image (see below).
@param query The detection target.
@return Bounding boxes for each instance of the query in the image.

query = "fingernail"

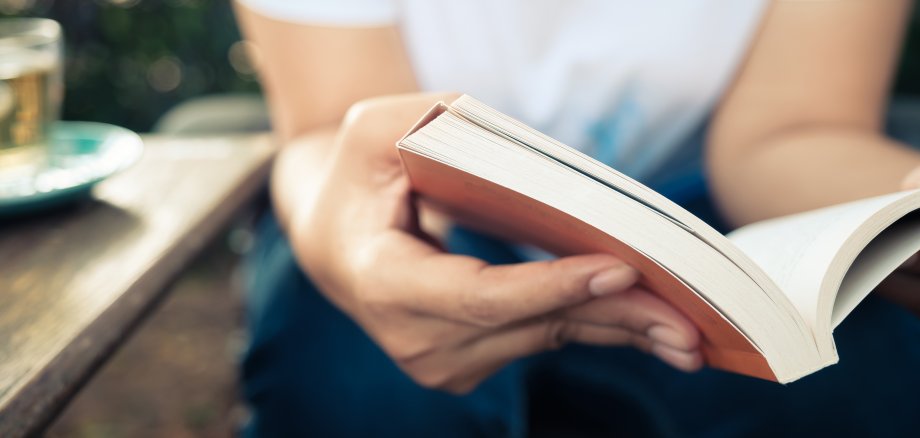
[651,343,702,372]
[647,325,692,351]
[900,254,918,269]
[588,264,639,296]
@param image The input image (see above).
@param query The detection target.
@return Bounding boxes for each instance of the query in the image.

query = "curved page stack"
[397,95,920,383]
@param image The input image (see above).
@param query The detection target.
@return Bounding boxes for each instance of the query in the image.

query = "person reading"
[234,1,920,436]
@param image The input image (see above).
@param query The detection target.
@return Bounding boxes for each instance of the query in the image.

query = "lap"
[241,211,920,438]
[241,215,528,438]
[543,296,920,437]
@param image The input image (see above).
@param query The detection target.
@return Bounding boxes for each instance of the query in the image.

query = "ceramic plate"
[0,121,143,217]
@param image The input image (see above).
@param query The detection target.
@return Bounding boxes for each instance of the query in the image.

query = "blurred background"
[2,0,262,436]
[5,0,920,436]
[4,0,920,132]
[1,0,261,132]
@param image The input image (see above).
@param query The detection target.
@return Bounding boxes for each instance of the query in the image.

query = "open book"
[396,95,920,384]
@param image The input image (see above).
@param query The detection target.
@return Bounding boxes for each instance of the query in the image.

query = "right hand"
[288,93,702,394]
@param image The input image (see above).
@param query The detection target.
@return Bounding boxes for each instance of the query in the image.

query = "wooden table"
[0,134,276,437]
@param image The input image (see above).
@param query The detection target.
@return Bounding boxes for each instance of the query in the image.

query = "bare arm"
[233,3,701,392]
[708,0,920,311]
[234,2,417,229]
[708,0,919,226]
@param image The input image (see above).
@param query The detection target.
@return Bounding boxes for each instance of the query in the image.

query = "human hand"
[289,93,701,394]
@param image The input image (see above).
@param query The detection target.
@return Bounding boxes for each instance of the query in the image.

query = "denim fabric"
[241,213,920,438]
[241,101,920,437]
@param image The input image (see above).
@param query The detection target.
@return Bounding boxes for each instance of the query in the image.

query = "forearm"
[710,127,920,227]
[233,3,419,231]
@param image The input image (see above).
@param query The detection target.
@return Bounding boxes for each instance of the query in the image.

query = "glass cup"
[0,18,63,180]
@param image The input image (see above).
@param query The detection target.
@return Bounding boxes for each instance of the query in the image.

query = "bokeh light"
[1,0,261,132]
[0,0,38,15]
[227,40,257,78]
[147,56,183,93]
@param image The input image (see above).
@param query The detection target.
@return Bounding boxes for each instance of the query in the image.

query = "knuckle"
[373,325,438,363]
[544,319,573,351]
[444,380,477,395]
[460,291,508,328]
[406,367,453,390]
[339,100,387,150]
[458,269,513,327]
[342,98,380,127]
[342,96,396,133]
[383,334,437,363]
[376,332,414,361]
[354,285,399,327]
[621,290,665,333]
[350,234,387,271]
[598,306,631,329]
[631,332,654,353]
[359,288,396,319]
[587,290,648,331]
[350,246,397,314]
[550,259,591,299]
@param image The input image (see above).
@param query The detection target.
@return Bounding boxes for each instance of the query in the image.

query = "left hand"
[287,93,701,394]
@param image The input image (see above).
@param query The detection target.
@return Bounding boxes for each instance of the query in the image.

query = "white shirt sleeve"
[237,0,398,26]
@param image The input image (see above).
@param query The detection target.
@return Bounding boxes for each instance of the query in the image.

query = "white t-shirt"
[240,0,766,186]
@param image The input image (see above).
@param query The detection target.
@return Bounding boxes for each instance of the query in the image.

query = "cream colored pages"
[403,103,832,381]
[832,217,920,327]
[727,191,920,353]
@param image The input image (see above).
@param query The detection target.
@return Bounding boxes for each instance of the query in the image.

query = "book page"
[727,191,920,341]
[832,216,920,327]
[400,149,777,380]
[450,96,800,329]
[399,101,831,382]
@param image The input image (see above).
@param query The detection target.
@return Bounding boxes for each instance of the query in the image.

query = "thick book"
[396,95,920,383]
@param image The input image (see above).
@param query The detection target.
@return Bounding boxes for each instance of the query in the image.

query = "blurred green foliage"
[3,1,920,133]
[1,0,260,132]
[894,10,920,97]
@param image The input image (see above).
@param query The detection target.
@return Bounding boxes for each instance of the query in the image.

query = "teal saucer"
[0,121,143,218]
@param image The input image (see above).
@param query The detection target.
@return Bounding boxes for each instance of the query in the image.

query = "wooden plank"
[0,134,276,437]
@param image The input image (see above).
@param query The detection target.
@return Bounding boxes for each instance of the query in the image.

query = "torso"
[241,0,767,182]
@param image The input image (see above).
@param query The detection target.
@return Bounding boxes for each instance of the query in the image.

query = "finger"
[901,167,920,191]
[368,232,640,327]
[402,318,594,392]
[649,343,704,373]
[562,287,700,351]
[327,93,465,210]
[441,324,650,394]
[439,362,507,395]
[396,318,554,392]
[567,324,702,372]
[338,92,462,161]
[413,318,698,393]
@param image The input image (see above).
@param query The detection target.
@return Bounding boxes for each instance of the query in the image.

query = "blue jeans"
[241,212,920,437]
[242,101,920,437]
